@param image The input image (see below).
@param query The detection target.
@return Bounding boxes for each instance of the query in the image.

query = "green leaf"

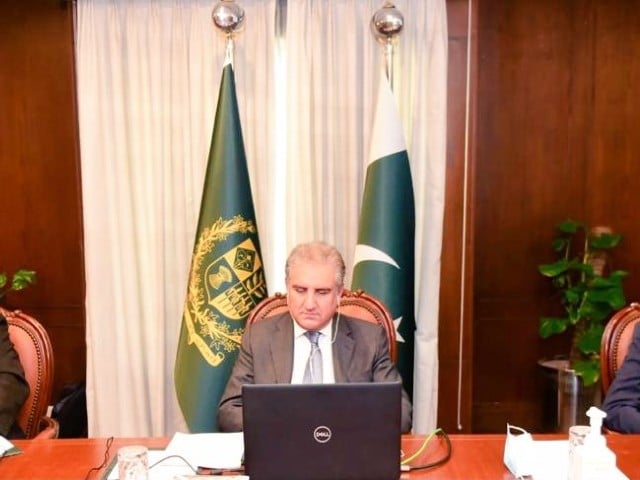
[565,286,586,305]
[0,272,6,289]
[538,260,569,277]
[589,233,622,250]
[609,270,629,281]
[579,300,613,323]
[11,269,36,291]
[573,359,600,386]
[539,317,568,338]
[588,288,625,310]
[557,219,583,234]
[577,326,604,355]
[567,260,592,275]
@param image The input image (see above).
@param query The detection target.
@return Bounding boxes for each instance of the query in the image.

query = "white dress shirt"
[290,319,336,384]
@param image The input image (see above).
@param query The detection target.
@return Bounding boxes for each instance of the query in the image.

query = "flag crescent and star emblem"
[352,243,405,343]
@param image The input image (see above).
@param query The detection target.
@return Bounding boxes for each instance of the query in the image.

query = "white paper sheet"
[164,431,245,469]
[105,433,245,480]
[0,436,16,455]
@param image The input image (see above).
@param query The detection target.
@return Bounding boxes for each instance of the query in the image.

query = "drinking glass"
[117,445,148,480]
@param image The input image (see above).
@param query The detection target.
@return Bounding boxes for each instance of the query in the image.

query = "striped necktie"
[303,330,323,383]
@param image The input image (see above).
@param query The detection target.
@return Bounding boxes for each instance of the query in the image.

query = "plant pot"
[538,358,602,433]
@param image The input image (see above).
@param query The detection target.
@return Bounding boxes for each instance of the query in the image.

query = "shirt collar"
[292,317,334,339]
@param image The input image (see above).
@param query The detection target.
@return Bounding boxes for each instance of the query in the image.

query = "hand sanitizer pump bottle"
[569,406,616,480]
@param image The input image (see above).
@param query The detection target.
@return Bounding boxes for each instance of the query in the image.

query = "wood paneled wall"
[3,0,640,435]
[0,1,84,403]
[472,0,640,432]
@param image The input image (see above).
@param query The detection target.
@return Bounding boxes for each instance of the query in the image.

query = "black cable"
[83,436,114,480]
[401,429,453,471]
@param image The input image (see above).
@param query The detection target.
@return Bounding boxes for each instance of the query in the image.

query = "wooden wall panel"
[473,0,640,432]
[589,3,640,280]
[474,0,586,433]
[0,1,84,404]
[438,0,475,433]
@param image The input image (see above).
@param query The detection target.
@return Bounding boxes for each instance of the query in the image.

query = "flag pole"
[370,1,404,90]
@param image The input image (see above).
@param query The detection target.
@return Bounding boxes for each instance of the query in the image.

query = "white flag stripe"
[368,73,407,165]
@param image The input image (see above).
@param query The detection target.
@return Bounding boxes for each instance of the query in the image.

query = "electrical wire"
[149,454,197,472]
[83,436,114,480]
[400,428,452,471]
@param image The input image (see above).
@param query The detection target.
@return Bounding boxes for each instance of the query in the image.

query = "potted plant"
[0,269,37,303]
[538,219,627,430]
[538,219,627,385]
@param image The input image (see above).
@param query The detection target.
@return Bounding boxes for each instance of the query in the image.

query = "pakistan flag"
[352,73,415,398]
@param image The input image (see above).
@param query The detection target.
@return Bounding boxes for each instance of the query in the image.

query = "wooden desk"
[1,434,639,479]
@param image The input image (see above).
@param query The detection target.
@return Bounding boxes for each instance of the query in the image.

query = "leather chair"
[1,307,59,439]
[247,288,397,362]
[600,302,640,397]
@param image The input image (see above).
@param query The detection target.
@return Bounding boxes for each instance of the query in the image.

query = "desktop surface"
[3,434,640,479]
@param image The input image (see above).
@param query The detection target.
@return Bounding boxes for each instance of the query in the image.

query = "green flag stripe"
[358,151,415,266]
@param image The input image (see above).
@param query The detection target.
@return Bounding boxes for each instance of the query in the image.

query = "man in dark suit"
[217,241,412,433]
[0,313,29,438]
[602,322,640,433]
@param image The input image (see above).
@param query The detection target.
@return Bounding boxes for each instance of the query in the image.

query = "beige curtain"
[76,0,446,436]
[277,0,448,433]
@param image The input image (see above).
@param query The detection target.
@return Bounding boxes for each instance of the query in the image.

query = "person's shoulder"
[246,311,291,332]
[341,315,384,334]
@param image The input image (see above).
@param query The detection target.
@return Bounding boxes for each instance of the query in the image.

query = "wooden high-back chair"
[600,302,640,397]
[1,307,58,439]
[247,289,397,362]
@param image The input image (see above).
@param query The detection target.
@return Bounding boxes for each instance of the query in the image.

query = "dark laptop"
[242,382,402,480]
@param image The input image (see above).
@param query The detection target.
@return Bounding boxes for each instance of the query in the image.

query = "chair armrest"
[32,416,60,439]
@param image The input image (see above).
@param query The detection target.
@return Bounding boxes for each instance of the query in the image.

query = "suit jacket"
[0,314,29,438]
[217,312,412,433]
[602,322,640,433]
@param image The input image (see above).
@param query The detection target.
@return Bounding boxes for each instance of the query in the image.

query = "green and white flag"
[352,73,416,398]
[175,61,267,432]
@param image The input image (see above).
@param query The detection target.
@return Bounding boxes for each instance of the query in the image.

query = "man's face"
[286,260,343,331]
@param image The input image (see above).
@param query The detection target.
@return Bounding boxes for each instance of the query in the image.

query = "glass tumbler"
[117,445,149,480]
[567,424,590,477]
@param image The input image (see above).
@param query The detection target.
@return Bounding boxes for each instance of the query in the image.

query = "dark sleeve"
[369,325,413,433]
[602,322,640,433]
[0,315,30,437]
[217,324,256,432]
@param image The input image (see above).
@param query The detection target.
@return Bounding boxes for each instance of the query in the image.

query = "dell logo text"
[313,426,332,443]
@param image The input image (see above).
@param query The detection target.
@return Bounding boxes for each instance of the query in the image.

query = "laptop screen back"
[242,382,402,480]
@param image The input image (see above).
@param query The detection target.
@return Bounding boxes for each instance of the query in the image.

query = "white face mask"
[503,424,535,478]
